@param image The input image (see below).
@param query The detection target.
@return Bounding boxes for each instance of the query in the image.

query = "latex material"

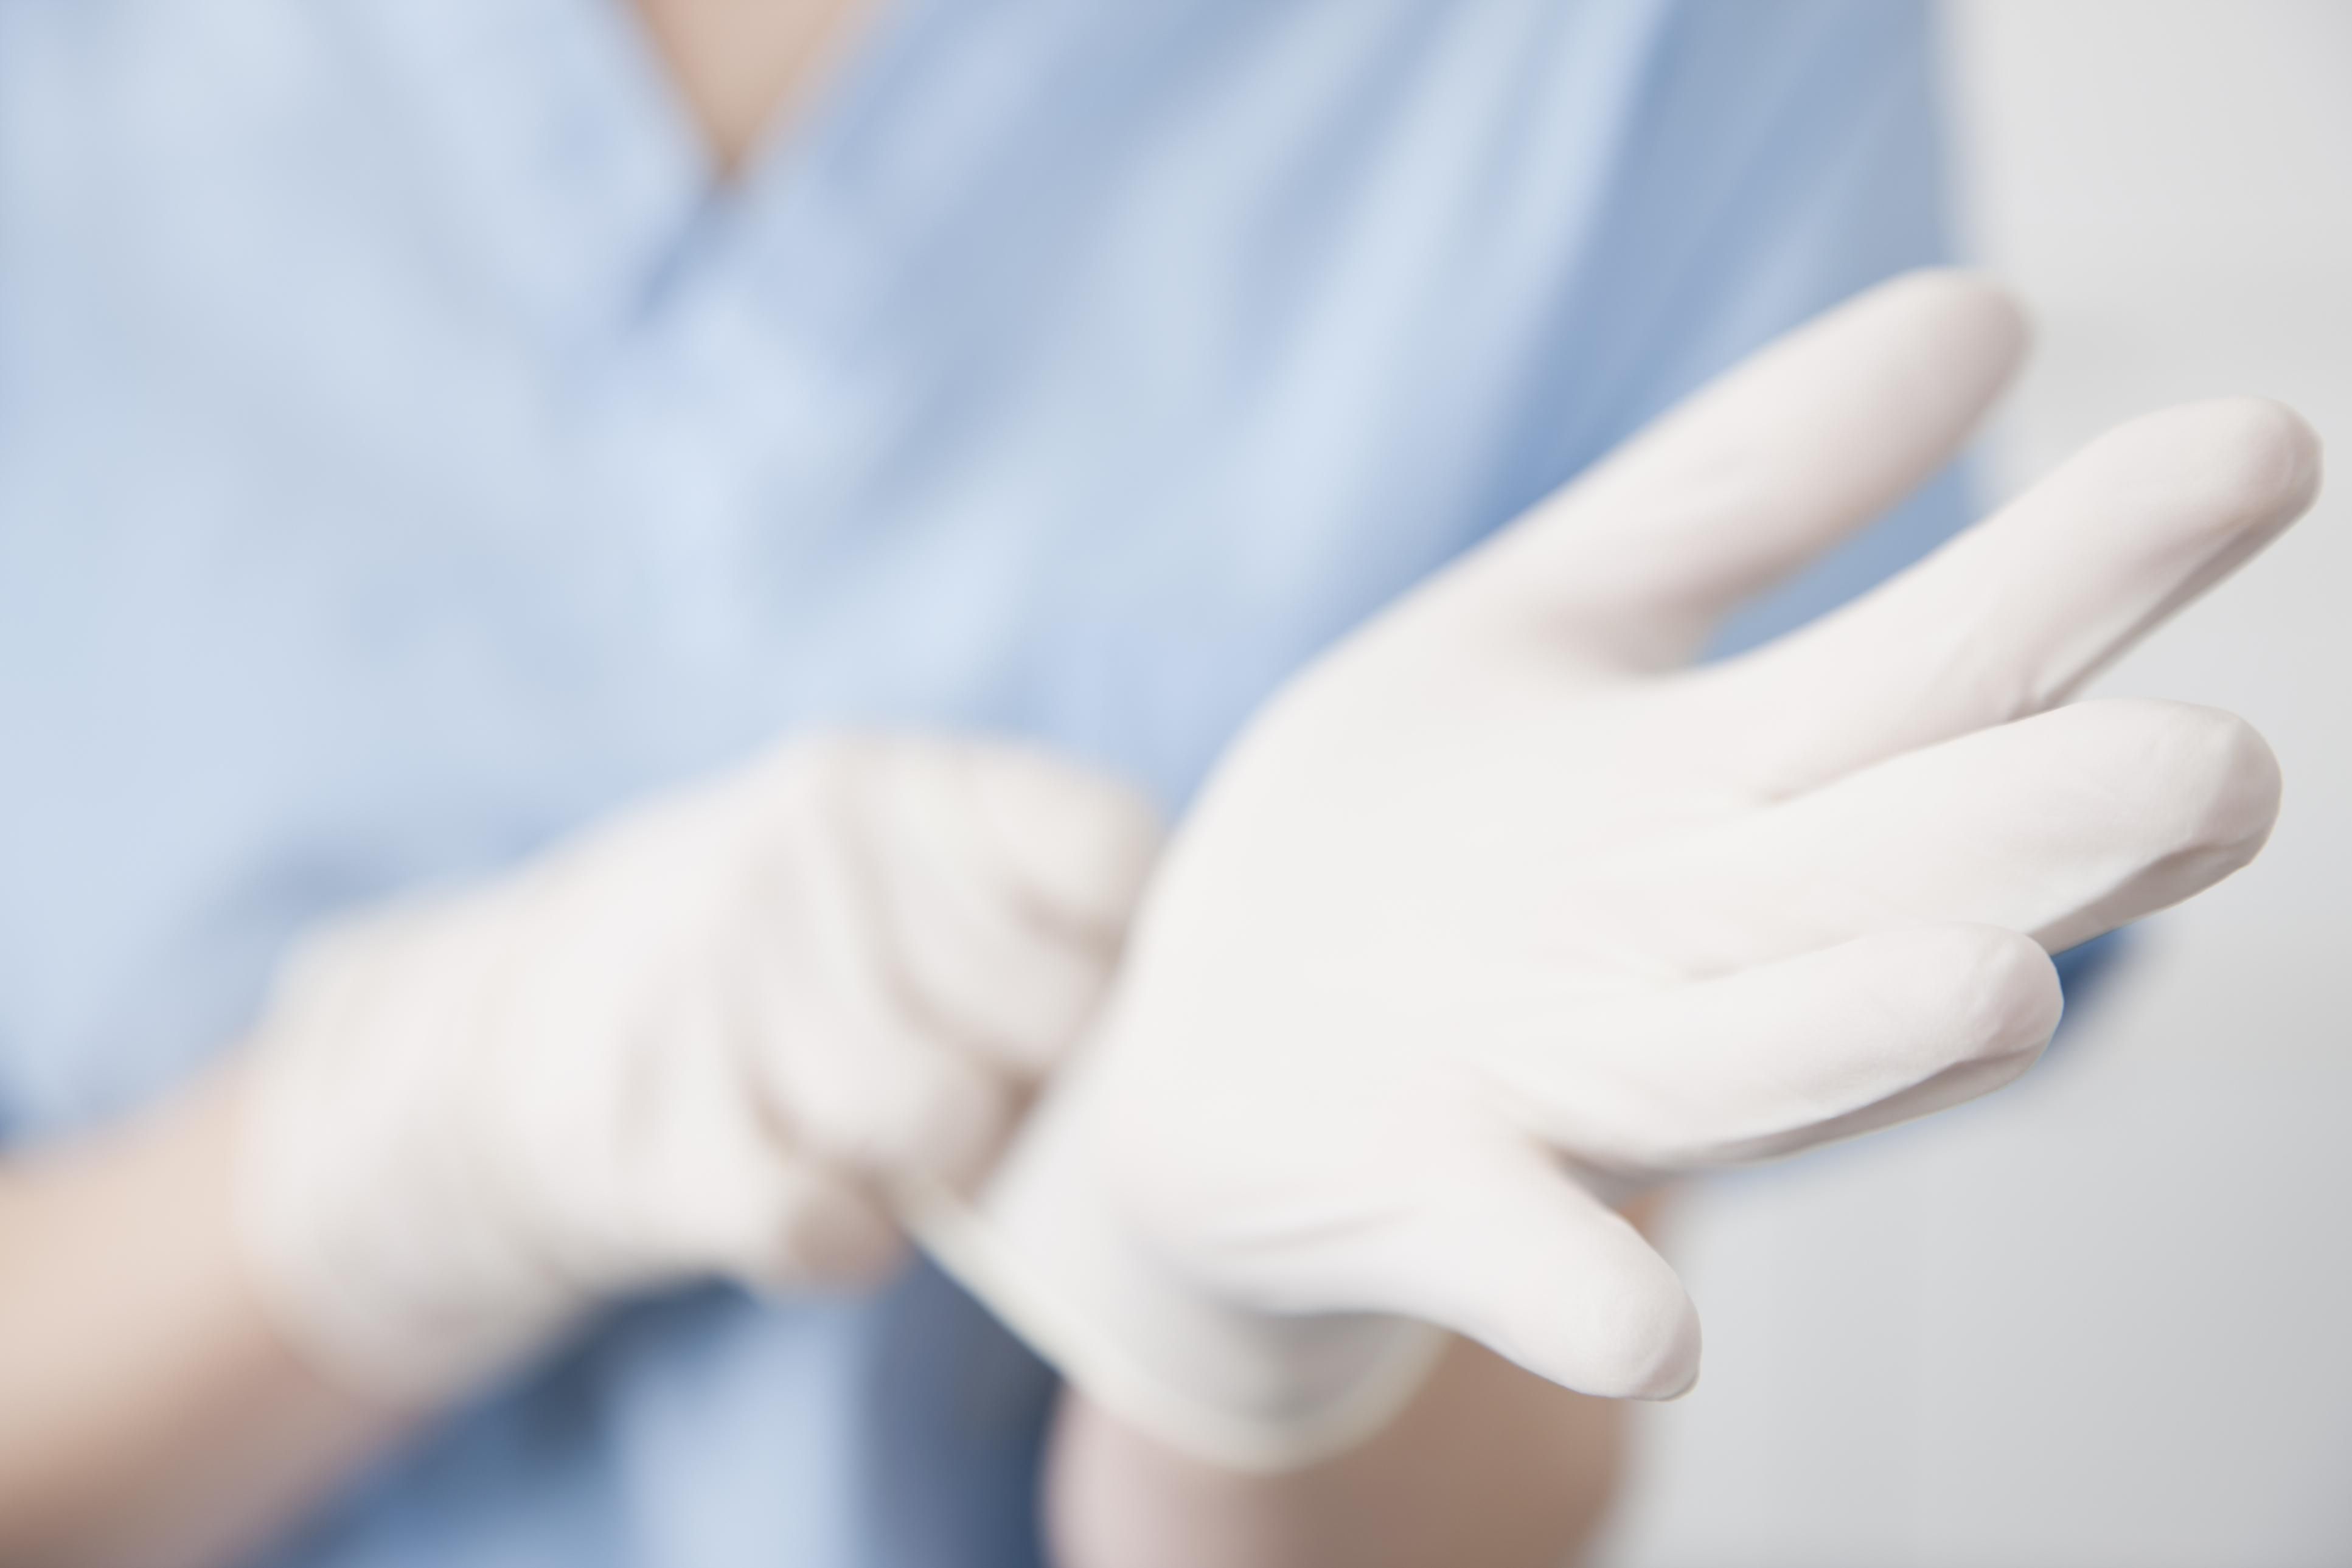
[235,734,1159,1402]
[914,271,2322,1469]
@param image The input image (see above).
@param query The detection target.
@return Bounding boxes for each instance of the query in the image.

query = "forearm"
[1044,1333,1626,1568]
[0,1074,409,1568]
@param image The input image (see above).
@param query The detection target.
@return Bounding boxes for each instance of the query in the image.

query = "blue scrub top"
[0,2,2002,1563]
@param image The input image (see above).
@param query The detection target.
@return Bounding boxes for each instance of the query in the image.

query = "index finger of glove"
[1384,269,2025,671]
[948,740,1164,943]
[1685,397,2319,798]
[865,738,1162,1074]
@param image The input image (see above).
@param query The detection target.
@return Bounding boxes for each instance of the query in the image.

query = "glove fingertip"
[962,747,1164,933]
[1548,1251,1703,1403]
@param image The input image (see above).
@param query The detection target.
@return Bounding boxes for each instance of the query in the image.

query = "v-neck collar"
[333,0,1141,367]
[334,0,1015,349]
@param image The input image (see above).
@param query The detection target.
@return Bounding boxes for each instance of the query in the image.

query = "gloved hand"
[912,271,2321,1469]
[232,733,1160,1404]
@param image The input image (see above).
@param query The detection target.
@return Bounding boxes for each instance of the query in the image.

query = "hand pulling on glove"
[913,270,2322,1469]
[233,734,1160,1403]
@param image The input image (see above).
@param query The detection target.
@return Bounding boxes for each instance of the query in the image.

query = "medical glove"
[912,270,2320,1469]
[233,734,1159,1403]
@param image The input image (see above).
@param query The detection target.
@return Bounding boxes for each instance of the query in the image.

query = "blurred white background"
[1598,4,2352,1564]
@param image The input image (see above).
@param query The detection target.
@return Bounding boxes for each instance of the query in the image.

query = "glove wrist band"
[905,1063,1447,1473]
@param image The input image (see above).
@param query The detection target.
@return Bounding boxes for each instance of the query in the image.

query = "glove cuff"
[229,905,580,1406]
[903,1063,1447,1473]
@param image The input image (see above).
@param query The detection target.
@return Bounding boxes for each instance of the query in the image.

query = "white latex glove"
[233,732,1159,1403]
[913,271,2321,1469]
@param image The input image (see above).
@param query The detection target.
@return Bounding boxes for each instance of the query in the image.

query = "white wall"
[1596,6,2352,1564]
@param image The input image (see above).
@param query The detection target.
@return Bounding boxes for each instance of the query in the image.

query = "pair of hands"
[236,272,2318,1466]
